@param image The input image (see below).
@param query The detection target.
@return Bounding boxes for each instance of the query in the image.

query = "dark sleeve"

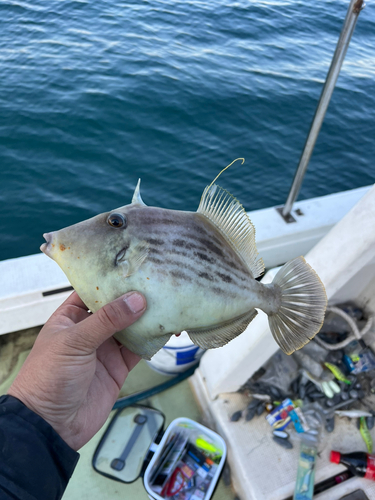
[0,395,79,500]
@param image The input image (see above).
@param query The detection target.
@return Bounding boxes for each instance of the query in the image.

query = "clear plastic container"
[293,407,323,500]
[293,432,318,500]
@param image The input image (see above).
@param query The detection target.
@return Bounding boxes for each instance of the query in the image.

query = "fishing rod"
[280,0,366,222]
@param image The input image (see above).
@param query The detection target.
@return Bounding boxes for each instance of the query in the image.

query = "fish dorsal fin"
[197,184,264,279]
[132,179,146,206]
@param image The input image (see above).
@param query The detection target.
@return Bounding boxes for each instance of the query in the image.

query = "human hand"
[7,291,146,451]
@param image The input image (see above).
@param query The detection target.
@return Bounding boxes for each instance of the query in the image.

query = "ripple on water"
[0,0,374,260]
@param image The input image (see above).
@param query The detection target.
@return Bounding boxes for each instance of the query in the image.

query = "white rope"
[314,306,373,351]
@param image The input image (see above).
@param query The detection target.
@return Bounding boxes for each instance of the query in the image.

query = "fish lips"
[40,232,54,257]
[40,231,65,260]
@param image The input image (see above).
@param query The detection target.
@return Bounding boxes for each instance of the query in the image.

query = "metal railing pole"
[281,0,365,221]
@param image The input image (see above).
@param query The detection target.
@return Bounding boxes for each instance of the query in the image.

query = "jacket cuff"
[0,394,80,500]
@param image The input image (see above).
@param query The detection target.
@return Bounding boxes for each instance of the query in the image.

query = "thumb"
[65,291,146,352]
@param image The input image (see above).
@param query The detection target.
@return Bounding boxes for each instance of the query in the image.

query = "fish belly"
[114,251,264,358]
[116,208,267,358]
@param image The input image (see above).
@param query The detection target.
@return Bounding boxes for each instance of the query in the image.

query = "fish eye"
[107,213,126,229]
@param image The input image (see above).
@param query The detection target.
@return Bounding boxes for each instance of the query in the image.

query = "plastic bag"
[259,351,299,393]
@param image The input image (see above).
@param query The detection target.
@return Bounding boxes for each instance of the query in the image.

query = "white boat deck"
[189,381,375,500]
[191,183,375,500]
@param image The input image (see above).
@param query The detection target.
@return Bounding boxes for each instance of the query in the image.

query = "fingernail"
[123,292,145,314]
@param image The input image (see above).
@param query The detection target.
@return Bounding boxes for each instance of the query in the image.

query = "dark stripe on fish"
[176,232,244,273]
[198,271,214,281]
[172,239,201,251]
[196,237,224,258]
[139,215,250,282]
[146,256,246,295]
[148,247,163,255]
[193,251,215,264]
[147,244,248,285]
[144,225,228,263]
[216,272,233,283]
[170,270,192,282]
[147,256,164,265]
[167,234,239,267]
[175,233,224,259]
[147,238,164,246]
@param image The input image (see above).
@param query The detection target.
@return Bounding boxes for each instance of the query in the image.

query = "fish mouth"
[40,232,53,256]
[115,245,128,266]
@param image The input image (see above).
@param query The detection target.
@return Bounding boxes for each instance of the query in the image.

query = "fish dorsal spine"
[132,179,147,206]
[197,184,264,279]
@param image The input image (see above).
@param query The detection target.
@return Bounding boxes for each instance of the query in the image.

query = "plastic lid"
[330,450,341,464]
[93,405,165,483]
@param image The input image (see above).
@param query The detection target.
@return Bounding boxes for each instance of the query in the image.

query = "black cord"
[112,363,199,410]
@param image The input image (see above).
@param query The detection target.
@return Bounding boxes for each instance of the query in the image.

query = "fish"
[40,172,327,360]
[251,394,272,402]
[335,410,373,418]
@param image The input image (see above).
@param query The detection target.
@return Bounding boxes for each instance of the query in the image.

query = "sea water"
[0,0,374,261]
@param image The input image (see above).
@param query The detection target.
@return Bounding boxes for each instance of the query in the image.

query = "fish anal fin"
[268,256,327,355]
[197,184,264,279]
[115,331,172,361]
[186,309,258,350]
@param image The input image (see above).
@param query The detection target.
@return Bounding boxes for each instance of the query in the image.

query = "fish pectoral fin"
[115,332,172,361]
[122,240,150,278]
[186,309,258,350]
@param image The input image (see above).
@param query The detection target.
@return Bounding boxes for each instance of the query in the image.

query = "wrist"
[7,385,75,450]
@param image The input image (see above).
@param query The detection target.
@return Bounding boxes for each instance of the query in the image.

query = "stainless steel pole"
[281,0,365,221]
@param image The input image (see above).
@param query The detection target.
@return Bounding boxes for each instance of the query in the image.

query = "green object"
[360,416,373,453]
[292,400,304,408]
[113,364,198,410]
[324,362,351,384]
[195,436,222,457]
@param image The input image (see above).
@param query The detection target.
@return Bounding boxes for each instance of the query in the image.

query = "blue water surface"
[0,0,374,261]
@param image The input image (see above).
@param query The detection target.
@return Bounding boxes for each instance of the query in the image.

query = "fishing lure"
[324,362,351,384]
[360,416,373,454]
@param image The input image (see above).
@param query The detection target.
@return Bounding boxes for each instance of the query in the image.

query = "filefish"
[40,175,327,360]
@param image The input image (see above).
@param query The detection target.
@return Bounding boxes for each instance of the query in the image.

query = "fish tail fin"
[268,256,327,354]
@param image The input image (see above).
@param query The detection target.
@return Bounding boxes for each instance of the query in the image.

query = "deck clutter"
[229,302,375,499]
